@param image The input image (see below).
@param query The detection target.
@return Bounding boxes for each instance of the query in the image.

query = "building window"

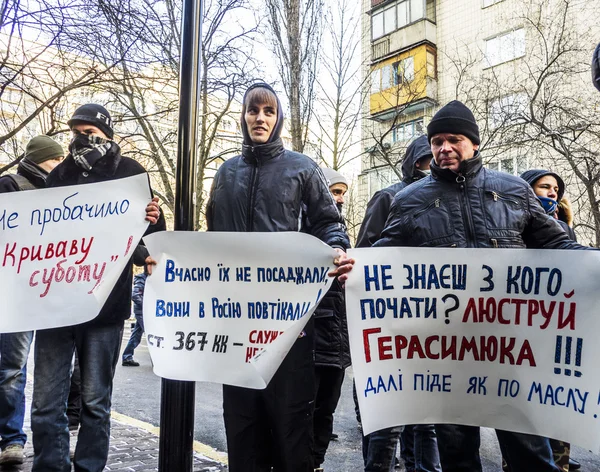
[393,56,414,85]
[372,0,427,40]
[488,93,528,129]
[367,166,401,196]
[484,29,525,67]
[371,69,381,93]
[381,64,392,90]
[426,50,436,78]
[392,118,424,143]
[487,156,528,175]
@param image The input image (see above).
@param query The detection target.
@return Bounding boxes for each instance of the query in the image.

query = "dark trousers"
[223,334,315,472]
[436,424,560,472]
[313,366,345,466]
[66,353,81,429]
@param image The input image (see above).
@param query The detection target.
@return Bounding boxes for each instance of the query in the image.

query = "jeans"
[122,314,144,361]
[313,366,345,467]
[0,331,33,449]
[31,322,123,472]
[436,424,560,472]
[362,427,402,472]
[400,424,441,472]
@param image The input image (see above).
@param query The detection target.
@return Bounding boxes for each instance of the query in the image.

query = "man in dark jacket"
[121,268,148,367]
[31,104,165,472]
[0,136,64,466]
[356,134,432,248]
[356,136,440,472]
[312,167,352,471]
[374,100,593,472]
[206,83,351,472]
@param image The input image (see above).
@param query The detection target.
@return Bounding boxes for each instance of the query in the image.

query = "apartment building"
[358,0,600,214]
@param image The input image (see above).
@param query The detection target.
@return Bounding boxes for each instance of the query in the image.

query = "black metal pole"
[158,0,203,469]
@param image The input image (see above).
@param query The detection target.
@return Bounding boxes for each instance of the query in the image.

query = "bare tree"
[42,0,260,229]
[312,0,365,171]
[265,0,322,153]
[0,0,113,170]
[444,0,600,245]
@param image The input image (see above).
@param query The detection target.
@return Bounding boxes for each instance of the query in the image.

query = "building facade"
[358,0,600,244]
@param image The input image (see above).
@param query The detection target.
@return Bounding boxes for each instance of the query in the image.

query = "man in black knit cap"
[30,104,165,472]
[0,136,64,466]
[372,100,595,472]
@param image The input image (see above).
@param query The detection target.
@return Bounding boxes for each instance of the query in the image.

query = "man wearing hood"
[30,104,165,472]
[371,100,595,472]
[312,168,351,471]
[356,135,432,248]
[207,83,352,472]
[355,135,439,472]
[0,136,64,466]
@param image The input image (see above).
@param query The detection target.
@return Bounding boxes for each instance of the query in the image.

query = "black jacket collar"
[241,138,285,164]
[431,151,483,182]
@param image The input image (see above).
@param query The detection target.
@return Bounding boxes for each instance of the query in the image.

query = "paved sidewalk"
[7,418,227,471]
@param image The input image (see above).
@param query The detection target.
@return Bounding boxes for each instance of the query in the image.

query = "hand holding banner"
[143,231,335,389]
[346,247,600,451]
[0,174,151,332]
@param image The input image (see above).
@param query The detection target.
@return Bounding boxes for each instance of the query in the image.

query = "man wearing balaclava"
[30,104,165,472]
[207,83,352,472]
[0,136,64,466]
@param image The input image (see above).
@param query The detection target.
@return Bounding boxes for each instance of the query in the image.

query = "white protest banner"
[346,247,600,451]
[0,174,151,332]
[142,231,335,388]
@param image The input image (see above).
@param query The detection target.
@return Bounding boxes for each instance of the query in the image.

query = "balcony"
[369,44,437,118]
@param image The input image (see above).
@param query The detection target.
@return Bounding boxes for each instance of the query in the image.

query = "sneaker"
[0,443,24,465]
[330,432,339,441]
[122,358,140,367]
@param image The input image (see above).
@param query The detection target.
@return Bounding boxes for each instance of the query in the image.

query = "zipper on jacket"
[413,198,441,218]
[456,173,476,247]
[246,152,260,231]
[488,190,519,206]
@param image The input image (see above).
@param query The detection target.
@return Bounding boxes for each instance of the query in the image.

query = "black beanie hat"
[520,169,565,202]
[68,104,114,139]
[427,100,480,145]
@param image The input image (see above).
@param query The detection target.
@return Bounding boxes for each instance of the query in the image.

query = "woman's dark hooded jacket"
[520,169,576,241]
[46,144,166,325]
[206,83,349,250]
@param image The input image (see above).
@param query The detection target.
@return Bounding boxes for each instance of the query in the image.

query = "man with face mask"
[30,104,165,472]
[0,136,64,466]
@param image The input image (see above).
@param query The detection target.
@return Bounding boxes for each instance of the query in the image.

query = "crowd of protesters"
[0,46,598,471]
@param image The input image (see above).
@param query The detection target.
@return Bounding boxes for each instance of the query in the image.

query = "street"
[111,327,600,471]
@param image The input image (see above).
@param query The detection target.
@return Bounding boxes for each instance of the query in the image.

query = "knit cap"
[25,136,65,164]
[68,104,114,139]
[321,168,348,188]
[427,100,480,145]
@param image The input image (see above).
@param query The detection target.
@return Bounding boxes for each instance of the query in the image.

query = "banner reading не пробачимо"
[346,247,600,451]
[143,231,335,389]
[0,174,151,332]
